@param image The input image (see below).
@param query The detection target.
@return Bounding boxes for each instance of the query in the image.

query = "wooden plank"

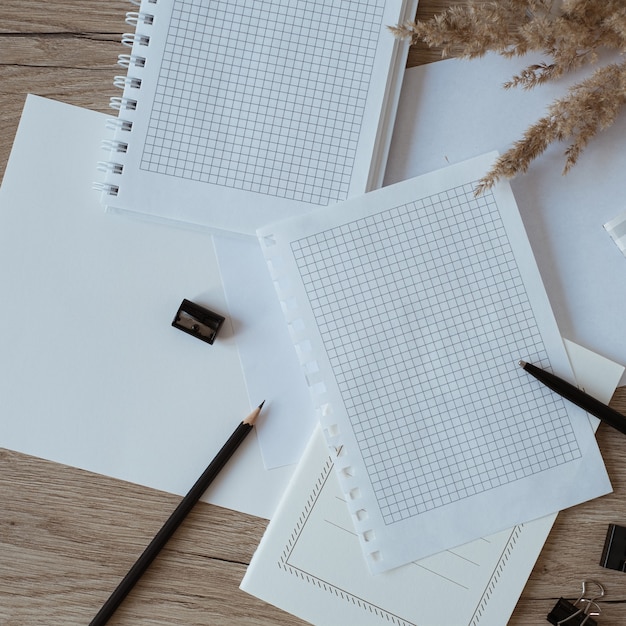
[0,0,128,33]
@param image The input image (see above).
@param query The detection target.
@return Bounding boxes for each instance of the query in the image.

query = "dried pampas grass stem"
[392,0,626,192]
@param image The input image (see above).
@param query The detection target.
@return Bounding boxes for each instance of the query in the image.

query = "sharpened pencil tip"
[518,360,527,368]
[243,401,265,426]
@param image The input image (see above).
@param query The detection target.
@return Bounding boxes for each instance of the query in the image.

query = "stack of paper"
[255,152,611,573]
[241,334,621,626]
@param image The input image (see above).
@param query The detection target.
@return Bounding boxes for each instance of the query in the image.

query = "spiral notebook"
[95,0,418,235]
[257,152,611,574]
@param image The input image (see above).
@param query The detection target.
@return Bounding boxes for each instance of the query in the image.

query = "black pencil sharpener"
[172,299,225,345]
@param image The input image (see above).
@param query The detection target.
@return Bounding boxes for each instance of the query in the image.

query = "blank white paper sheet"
[0,95,294,520]
[258,153,611,573]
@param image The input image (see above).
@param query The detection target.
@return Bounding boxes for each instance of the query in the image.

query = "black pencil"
[88,401,265,626]
[519,360,626,436]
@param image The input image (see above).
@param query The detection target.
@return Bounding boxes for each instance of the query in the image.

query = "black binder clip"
[600,523,626,572]
[547,580,604,626]
[172,299,225,345]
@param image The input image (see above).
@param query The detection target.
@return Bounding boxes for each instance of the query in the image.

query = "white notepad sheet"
[0,95,293,519]
[257,153,611,573]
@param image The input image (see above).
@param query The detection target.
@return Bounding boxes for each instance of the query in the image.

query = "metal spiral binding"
[117,54,146,69]
[97,162,124,175]
[95,0,156,198]
[109,96,138,111]
[125,12,154,27]
[113,75,142,90]
[105,118,133,133]
[121,33,150,47]
[101,139,129,154]
[93,182,120,196]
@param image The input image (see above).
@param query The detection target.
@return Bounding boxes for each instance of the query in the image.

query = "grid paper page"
[142,0,382,206]
[258,153,611,573]
[291,183,577,523]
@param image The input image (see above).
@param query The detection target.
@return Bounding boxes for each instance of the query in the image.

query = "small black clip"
[547,581,604,626]
[600,523,626,572]
[172,299,225,345]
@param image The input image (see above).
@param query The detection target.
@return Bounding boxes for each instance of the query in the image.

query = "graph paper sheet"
[258,153,611,573]
[99,0,416,234]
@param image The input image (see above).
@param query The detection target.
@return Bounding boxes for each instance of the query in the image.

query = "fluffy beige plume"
[392,0,626,190]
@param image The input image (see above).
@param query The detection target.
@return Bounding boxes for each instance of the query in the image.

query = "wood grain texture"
[1,1,626,624]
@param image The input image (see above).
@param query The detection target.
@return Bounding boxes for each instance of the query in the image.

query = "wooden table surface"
[2,1,626,624]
